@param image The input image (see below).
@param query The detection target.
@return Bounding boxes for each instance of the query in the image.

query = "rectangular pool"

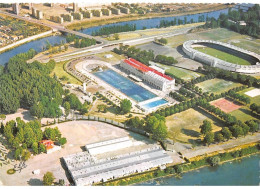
[94,69,157,102]
[141,99,168,109]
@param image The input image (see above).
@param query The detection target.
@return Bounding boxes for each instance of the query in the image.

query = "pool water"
[94,69,157,102]
[141,99,168,109]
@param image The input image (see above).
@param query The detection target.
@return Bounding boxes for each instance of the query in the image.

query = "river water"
[0,8,231,66]
[135,154,259,186]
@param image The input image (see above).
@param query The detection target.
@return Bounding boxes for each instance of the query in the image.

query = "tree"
[246,120,259,133]
[63,102,70,118]
[200,120,212,135]
[58,179,65,186]
[80,107,88,115]
[215,133,224,143]
[32,142,39,154]
[114,33,119,40]
[22,150,31,161]
[209,156,220,166]
[231,125,243,138]
[221,127,232,141]
[0,114,6,123]
[203,132,214,146]
[30,103,44,120]
[120,99,132,114]
[43,172,55,186]
[175,165,183,174]
[39,143,46,153]
[58,137,67,146]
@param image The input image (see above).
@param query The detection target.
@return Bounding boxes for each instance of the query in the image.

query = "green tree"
[120,99,132,114]
[63,101,70,118]
[114,33,119,40]
[58,137,67,146]
[200,120,212,135]
[22,150,31,161]
[215,133,224,143]
[32,142,39,154]
[0,114,6,123]
[203,132,214,146]
[39,143,46,153]
[221,127,232,140]
[209,156,220,166]
[30,103,44,120]
[231,125,243,138]
[43,172,55,186]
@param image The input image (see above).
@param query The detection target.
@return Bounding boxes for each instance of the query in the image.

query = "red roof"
[124,58,173,81]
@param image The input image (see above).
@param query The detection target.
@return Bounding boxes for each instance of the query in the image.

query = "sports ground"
[196,78,243,94]
[211,98,241,113]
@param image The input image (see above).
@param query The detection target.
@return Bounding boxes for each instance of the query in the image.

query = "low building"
[40,140,54,150]
[120,58,175,92]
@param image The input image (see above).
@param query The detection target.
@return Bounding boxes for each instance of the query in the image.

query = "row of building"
[120,58,175,92]
[63,138,173,186]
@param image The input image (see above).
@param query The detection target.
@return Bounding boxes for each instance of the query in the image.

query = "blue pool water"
[142,99,168,109]
[93,69,157,102]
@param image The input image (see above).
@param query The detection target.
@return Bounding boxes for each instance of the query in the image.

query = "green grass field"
[194,47,252,65]
[51,61,82,85]
[230,107,258,122]
[158,64,203,81]
[166,108,223,144]
[238,87,260,106]
[196,78,243,94]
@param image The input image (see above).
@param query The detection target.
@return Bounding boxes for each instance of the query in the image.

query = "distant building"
[120,58,175,92]
[12,3,19,15]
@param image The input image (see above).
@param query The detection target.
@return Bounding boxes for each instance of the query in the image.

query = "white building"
[120,58,175,92]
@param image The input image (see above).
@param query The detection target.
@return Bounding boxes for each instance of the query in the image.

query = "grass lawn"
[230,106,259,122]
[51,61,82,85]
[198,28,240,41]
[166,108,223,144]
[196,78,243,94]
[158,64,203,81]
[238,87,260,106]
[194,46,252,65]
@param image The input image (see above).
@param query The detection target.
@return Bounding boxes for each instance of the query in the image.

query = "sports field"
[230,107,259,122]
[194,46,252,65]
[211,98,241,113]
[159,64,203,81]
[239,87,260,106]
[166,108,223,144]
[196,78,242,94]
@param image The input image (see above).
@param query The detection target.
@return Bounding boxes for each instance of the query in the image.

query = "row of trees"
[250,103,260,115]
[179,87,196,98]
[190,74,216,84]
[127,114,168,141]
[169,92,187,102]
[227,90,250,105]
[92,24,137,36]
[159,17,193,28]
[202,5,260,38]
[113,44,177,65]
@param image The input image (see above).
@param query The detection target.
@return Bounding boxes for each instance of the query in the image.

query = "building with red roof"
[120,58,175,92]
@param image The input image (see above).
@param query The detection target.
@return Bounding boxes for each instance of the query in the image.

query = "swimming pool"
[93,69,157,102]
[141,99,168,109]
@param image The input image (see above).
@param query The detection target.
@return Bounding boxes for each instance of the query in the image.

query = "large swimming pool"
[93,69,157,102]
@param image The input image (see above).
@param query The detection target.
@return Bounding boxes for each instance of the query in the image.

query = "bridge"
[0,10,108,45]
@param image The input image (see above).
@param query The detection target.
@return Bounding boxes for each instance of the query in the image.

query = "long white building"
[120,58,175,92]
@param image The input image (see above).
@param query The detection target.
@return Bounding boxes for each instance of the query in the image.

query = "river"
[0,8,231,66]
[135,154,259,186]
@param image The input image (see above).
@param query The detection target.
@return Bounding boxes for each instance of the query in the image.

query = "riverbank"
[0,30,55,54]
[98,142,259,186]
[67,4,231,31]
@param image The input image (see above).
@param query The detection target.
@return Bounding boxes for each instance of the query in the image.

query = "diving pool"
[141,99,168,109]
[93,69,157,102]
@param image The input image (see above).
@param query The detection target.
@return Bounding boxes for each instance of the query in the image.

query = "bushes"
[169,92,187,102]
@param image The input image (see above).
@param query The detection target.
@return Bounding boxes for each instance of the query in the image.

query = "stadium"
[182,40,260,74]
